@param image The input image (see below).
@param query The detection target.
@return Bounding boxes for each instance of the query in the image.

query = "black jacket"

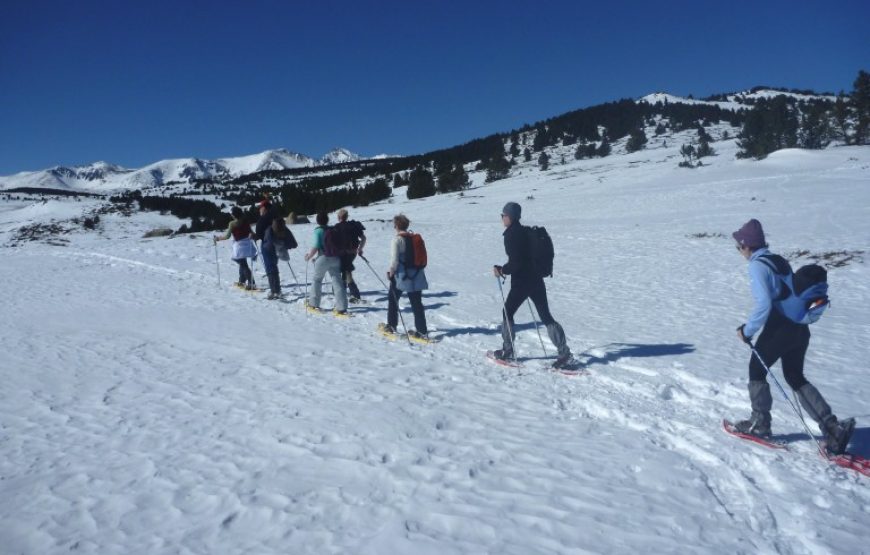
[502,223,536,283]
[255,211,276,241]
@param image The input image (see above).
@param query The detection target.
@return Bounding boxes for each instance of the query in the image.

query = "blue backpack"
[758,254,830,324]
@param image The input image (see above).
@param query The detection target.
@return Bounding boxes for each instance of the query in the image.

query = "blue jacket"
[743,247,782,338]
[262,227,295,273]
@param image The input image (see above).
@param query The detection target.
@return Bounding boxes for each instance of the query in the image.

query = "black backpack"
[333,221,362,255]
[526,225,554,278]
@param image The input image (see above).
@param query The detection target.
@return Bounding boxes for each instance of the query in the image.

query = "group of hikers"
[214,201,854,456]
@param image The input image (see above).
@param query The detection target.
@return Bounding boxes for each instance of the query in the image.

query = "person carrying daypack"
[304,212,348,315]
[382,213,429,340]
[732,218,854,454]
[254,200,276,241]
[261,217,297,300]
[492,202,573,368]
[334,208,367,303]
[213,206,256,290]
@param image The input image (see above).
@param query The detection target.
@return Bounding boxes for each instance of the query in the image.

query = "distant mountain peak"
[320,148,361,165]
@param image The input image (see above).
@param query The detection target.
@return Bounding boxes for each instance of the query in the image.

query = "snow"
[638,89,838,112]
[0,148,358,193]
[1,141,869,554]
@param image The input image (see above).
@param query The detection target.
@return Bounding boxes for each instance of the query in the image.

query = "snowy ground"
[1,142,869,554]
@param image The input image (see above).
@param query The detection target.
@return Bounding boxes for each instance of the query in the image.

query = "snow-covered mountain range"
[0,87,838,195]
[0,148,361,193]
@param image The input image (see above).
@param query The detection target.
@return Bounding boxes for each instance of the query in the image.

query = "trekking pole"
[745,338,827,457]
[360,255,412,346]
[212,239,221,288]
[250,250,258,288]
[304,258,309,309]
[496,275,518,362]
[527,299,547,358]
[286,260,299,287]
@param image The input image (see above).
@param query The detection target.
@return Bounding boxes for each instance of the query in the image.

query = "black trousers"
[235,259,252,285]
[387,278,427,334]
[749,310,811,390]
[504,278,555,325]
[340,254,361,298]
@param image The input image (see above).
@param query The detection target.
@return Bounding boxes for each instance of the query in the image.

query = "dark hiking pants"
[388,277,427,334]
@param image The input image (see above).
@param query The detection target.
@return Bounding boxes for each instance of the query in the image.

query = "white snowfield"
[1,141,869,554]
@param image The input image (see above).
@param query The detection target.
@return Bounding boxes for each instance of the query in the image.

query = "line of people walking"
[215,202,855,456]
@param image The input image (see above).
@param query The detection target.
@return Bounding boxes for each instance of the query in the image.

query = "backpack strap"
[397,231,420,279]
[757,254,792,301]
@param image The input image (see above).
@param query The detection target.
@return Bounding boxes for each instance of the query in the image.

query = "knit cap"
[732,219,766,249]
[502,202,522,222]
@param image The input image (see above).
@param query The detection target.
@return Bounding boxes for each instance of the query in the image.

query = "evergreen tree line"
[738,70,870,159]
[110,191,235,234]
[220,178,392,221]
[406,162,471,200]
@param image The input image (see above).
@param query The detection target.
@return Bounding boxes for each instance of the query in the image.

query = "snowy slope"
[1,141,869,554]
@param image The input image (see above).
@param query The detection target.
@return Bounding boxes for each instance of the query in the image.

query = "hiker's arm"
[501,231,523,275]
[387,236,400,277]
[743,262,773,338]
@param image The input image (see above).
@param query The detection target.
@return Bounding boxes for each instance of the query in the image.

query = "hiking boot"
[822,416,855,456]
[245,284,257,291]
[267,292,279,300]
[734,411,772,437]
[553,354,574,369]
[492,349,514,361]
[349,296,363,304]
[408,330,429,340]
[378,323,397,334]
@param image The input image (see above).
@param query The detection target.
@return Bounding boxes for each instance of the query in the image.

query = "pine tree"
[737,96,799,159]
[696,135,714,158]
[799,102,832,149]
[538,152,550,171]
[406,166,436,199]
[597,136,611,157]
[485,155,511,182]
[436,164,470,193]
[852,69,870,145]
[532,126,549,151]
[523,147,532,162]
[679,144,696,168]
[833,94,851,144]
[625,127,648,153]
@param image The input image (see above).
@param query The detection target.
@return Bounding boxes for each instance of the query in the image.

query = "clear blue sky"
[1,0,867,174]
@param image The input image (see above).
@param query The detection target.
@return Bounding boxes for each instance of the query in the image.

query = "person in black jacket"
[254,200,276,241]
[334,208,367,302]
[493,202,572,367]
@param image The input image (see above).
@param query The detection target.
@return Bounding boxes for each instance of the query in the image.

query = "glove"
[493,265,504,277]
[736,324,752,345]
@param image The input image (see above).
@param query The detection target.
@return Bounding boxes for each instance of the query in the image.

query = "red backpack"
[400,231,427,270]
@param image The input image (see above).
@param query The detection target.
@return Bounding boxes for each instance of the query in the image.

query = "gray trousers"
[309,255,348,311]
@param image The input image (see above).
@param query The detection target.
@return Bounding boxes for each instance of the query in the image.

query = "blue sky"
[1,0,867,174]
